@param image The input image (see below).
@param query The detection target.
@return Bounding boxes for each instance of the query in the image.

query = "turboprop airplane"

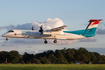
[2,19,102,44]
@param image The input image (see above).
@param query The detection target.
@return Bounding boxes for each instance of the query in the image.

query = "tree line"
[0,47,105,64]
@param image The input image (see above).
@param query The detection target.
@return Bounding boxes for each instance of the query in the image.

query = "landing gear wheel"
[6,38,8,41]
[54,40,57,43]
[44,39,48,44]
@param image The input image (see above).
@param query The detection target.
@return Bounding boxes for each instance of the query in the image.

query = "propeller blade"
[39,25,43,34]
[31,26,34,30]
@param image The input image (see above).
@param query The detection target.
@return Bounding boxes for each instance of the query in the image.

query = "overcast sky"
[0,0,105,54]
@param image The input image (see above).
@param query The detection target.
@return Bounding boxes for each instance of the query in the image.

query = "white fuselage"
[2,29,86,40]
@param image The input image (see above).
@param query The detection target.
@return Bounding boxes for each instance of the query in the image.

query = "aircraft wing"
[49,25,67,32]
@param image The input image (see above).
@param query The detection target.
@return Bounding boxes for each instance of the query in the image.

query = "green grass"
[0,64,105,70]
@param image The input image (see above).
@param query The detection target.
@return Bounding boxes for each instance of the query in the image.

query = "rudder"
[84,19,102,37]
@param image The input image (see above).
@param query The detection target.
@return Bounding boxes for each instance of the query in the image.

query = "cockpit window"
[8,30,14,32]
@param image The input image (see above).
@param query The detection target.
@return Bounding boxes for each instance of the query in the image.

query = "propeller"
[31,25,43,34]
[31,26,34,30]
[39,25,43,34]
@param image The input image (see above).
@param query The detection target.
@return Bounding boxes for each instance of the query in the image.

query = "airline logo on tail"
[86,19,102,29]
[84,19,102,37]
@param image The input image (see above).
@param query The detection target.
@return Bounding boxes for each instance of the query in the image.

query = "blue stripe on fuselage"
[21,31,31,33]
[63,28,97,37]
[63,30,85,35]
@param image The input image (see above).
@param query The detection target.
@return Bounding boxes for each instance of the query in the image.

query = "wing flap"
[49,25,67,32]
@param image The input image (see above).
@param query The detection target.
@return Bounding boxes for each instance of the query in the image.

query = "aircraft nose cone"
[2,34,5,37]
[2,34,6,37]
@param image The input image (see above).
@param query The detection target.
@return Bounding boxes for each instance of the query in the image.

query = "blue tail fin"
[83,19,102,37]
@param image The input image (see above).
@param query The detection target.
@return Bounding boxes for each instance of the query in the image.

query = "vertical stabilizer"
[84,19,102,37]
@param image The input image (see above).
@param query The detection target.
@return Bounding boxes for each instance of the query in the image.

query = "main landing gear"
[44,39,57,44]
[44,39,48,44]
[53,39,57,43]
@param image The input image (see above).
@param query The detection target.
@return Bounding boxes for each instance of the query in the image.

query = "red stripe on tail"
[89,19,102,26]
[86,19,102,29]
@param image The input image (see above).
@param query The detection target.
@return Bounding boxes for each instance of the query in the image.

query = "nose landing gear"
[6,37,8,41]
